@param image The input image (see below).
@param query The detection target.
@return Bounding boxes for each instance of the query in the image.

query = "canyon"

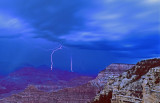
[0,63,133,103]
[0,58,159,103]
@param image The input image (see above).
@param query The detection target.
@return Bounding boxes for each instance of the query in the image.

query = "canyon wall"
[92,58,160,103]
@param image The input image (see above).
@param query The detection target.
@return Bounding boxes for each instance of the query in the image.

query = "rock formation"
[90,63,134,88]
[92,58,160,103]
[142,67,160,103]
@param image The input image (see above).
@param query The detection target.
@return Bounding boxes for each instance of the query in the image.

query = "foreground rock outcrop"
[92,58,160,103]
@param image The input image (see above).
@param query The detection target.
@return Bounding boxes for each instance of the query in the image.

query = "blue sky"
[0,0,159,75]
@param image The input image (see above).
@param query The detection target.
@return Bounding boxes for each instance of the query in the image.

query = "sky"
[0,0,159,75]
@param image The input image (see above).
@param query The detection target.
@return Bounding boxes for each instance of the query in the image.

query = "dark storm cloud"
[0,0,88,37]
[0,0,159,75]
[0,0,159,48]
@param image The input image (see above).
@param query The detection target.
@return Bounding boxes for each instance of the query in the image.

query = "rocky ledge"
[92,58,160,103]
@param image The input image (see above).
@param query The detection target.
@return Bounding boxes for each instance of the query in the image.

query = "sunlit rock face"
[92,58,160,103]
[142,67,160,103]
[90,63,135,88]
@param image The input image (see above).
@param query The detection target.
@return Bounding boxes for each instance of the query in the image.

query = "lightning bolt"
[50,45,62,70]
[71,56,73,72]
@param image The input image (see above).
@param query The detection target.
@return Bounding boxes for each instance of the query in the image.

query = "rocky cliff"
[90,64,134,88]
[92,58,160,103]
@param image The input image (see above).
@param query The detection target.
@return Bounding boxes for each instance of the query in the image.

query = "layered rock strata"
[92,58,160,103]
